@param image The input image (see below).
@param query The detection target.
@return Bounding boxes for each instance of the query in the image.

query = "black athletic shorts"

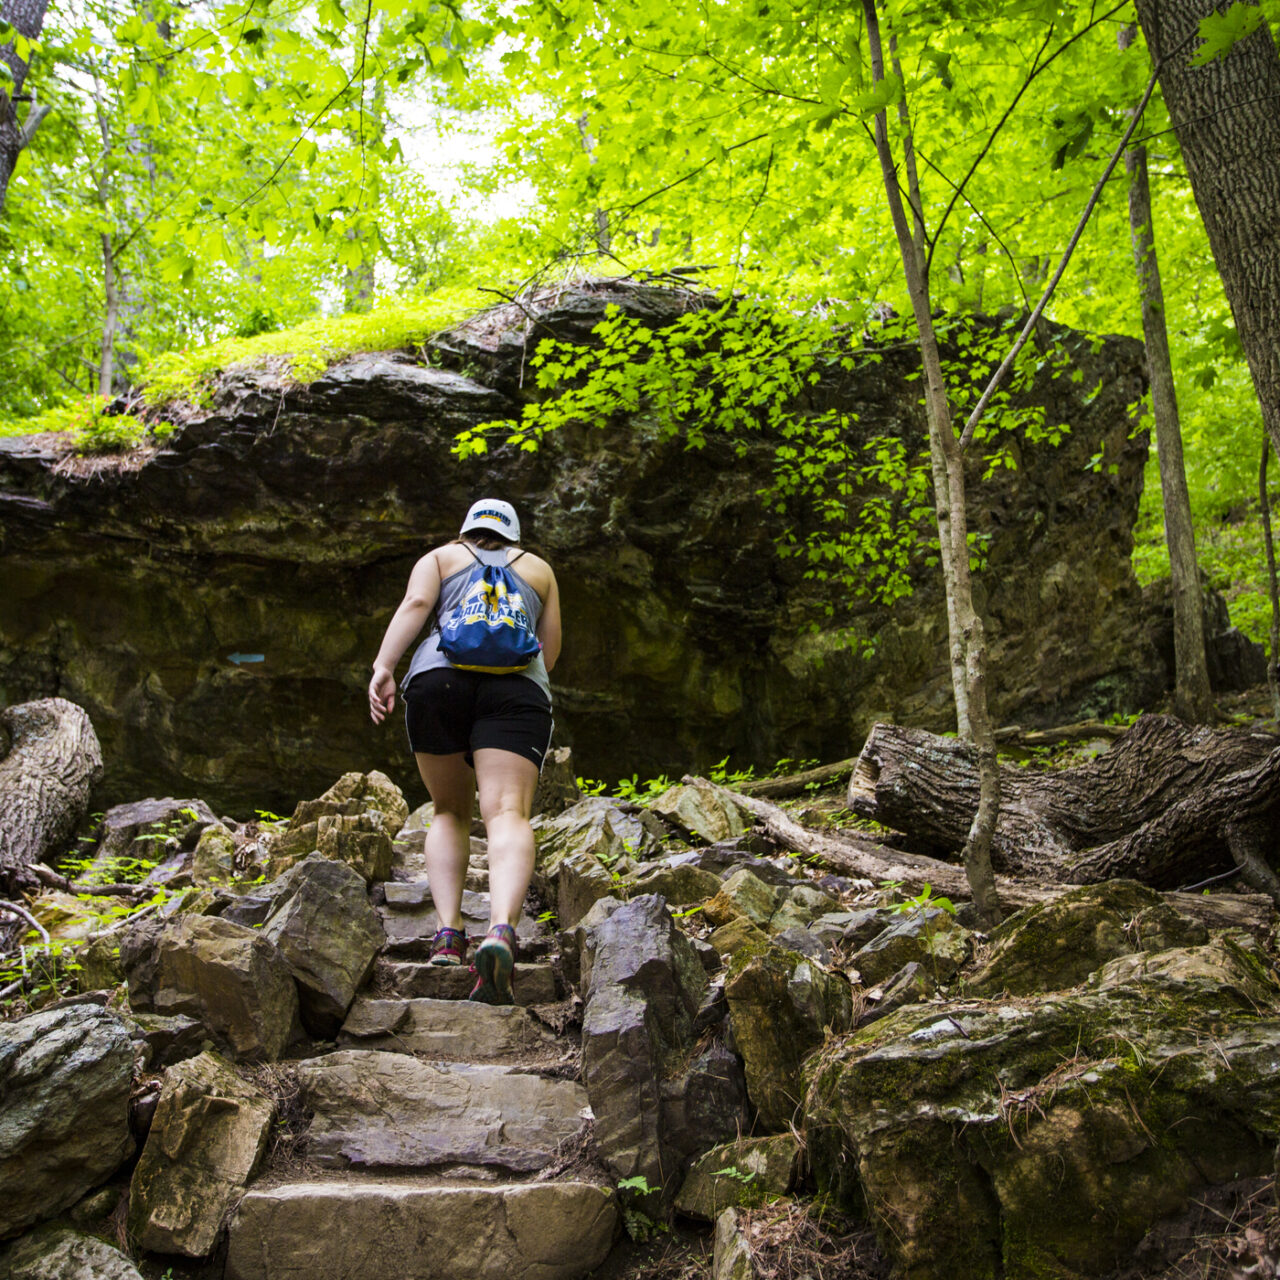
[403,668,553,769]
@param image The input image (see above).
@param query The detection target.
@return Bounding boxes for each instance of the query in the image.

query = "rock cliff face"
[0,281,1163,811]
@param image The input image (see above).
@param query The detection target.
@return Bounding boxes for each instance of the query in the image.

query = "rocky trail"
[4,718,1280,1280]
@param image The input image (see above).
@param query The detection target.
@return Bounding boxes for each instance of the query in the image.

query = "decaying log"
[738,758,857,799]
[0,698,103,892]
[725,785,1275,933]
[846,715,1280,896]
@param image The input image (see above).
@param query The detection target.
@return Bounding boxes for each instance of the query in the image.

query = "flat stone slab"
[377,891,543,944]
[225,1180,617,1280]
[297,1050,590,1172]
[375,960,557,1005]
[338,998,557,1059]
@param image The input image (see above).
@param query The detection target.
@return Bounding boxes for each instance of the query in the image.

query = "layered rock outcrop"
[0,280,1174,809]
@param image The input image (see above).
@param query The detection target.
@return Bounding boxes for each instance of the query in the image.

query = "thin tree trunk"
[1131,0,1280,464]
[1262,436,1280,721]
[99,234,120,397]
[891,33,970,738]
[1120,25,1213,722]
[863,0,1000,927]
[0,0,51,213]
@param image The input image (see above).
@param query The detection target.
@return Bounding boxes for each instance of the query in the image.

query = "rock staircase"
[224,835,617,1280]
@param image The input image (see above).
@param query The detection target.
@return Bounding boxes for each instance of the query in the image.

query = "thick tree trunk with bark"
[847,715,1280,898]
[1263,437,1280,720]
[0,0,51,214]
[1132,0,1280,462]
[0,699,103,892]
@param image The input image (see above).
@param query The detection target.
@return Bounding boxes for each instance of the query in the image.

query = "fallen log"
[845,715,1280,898]
[738,757,856,799]
[0,699,103,894]
[724,784,1274,934]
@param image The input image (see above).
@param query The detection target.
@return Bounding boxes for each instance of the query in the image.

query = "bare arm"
[538,570,562,672]
[369,552,442,723]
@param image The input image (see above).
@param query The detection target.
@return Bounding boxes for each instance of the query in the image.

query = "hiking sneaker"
[468,924,517,1005]
[428,926,467,967]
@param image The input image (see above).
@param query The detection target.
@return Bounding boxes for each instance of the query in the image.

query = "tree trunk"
[1262,436,1280,720]
[846,716,1280,896]
[98,233,120,397]
[1132,0,1280,463]
[0,699,104,892]
[864,0,1001,926]
[1120,28,1213,722]
[0,0,51,213]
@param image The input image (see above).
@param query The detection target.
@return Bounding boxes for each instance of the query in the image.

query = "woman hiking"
[368,499,561,1005]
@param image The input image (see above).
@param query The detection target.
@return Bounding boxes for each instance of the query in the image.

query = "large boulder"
[146,914,300,1060]
[261,854,383,1035]
[0,1225,144,1279]
[850,906,971,986]
[805,934,1280,1279]
[579,894,715,1196]
[0,287,1159,811]
[128,1050,274,1256]
[0,1005,135,1237]
[649,779,748,845]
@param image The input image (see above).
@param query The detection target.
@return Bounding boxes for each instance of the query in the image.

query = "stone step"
[225,1179,617,1280]
[373,958,558,1005]
[297,1050,590,1172]
[338,996,559,1060]
[376,889,546,948]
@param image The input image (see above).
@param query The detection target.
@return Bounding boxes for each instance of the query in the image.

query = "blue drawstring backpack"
[437,547,542,674]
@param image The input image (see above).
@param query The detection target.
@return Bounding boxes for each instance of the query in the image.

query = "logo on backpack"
[438,555,542,674]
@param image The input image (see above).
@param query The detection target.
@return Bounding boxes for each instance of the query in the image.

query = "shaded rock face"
[0,282,1157,810]
[0,1006,135,1238]
[0,1225,144,1279]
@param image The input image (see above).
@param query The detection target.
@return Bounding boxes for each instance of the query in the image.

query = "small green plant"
[885,882,957,916]
[576,777,608,796]
[616,1176,668,1242]
[616,1176,657,1194]
[611,773,673,805]
[707,755,758,787]
[536,908,558,926]
[671,904,704,919]
[711,1164,758,1186]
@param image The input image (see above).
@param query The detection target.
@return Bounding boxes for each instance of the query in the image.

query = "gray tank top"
[403,546,552,702]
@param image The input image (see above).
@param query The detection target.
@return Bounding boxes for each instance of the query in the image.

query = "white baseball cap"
[460,498,520,541]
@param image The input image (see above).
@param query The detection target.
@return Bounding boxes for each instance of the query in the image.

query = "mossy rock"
[703,868,779,930]
[967,880,1207,997]
[674,1134,801,1221]
[851,906,971,986]
[626,862,722,907]
[804,934,1280,1280]
[192,823,237,886]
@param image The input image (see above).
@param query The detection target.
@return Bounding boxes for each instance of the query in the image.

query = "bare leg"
[474,747,539,928]
[415,752,474,932]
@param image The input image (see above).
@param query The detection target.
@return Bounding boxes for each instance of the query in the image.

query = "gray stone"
[627,862,723,906]
[713,1208,761,1280]
[860,961,937,1024]
[0,1006,134,1236]
[226,1180,618,1280]
[0,1225,143,1280]
[768,884,838,934]
[316,812,394,882]
[650,779,748,844]
[126,1010,207,1069]
[810,908,887,951]
[968,879,1208,997]
[261,854,382,1035]
[850,906,971,986]
[373,958,557,1005]
[128,1051,273,1257]
[676,1134,802,1221]
[94,797,217,866]
[339,997,556,1059]
[580,895,711,1195]
[149,914,300,1060]
[298,1050,590,1172]
[772,927,831,964]
[558,894,625,984]
[661,1040,750,1166]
